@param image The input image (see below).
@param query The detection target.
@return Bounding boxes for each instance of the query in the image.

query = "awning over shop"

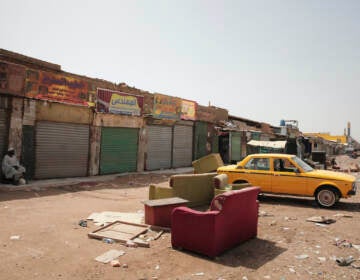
[247,140,286,149]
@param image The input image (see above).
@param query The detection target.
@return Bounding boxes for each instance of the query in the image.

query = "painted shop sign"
[97,88,143,116]
[25,70,90,105]
[153,94,181,120]
[0,61,26,96]
[181,99,196,120]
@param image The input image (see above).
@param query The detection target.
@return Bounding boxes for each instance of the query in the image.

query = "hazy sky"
[1,1,359,139]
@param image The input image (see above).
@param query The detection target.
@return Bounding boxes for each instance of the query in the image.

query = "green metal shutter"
[172,125,193,168]
[194,121,207,160]
[230,131,241,163]
[100,127,139,174]
[21,125,35,180]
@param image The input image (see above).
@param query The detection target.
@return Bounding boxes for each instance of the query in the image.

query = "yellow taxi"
[217,153,357,208]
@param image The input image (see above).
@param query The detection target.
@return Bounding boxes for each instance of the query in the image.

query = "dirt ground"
[1,158,360,280]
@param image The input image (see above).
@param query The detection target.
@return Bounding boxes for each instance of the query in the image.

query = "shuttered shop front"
[172,124,193,168]
[230,131,241,163]
[100,127,139,174]
[146,125,172,170]
[35,121,89,179]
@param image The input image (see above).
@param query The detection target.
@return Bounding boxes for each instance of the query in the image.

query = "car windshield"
[292,156,313,172]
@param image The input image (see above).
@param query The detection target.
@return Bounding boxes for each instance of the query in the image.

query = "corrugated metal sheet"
[172,125,193,168]
[0,109,9,177]
[194,121,207,159]
[230,131,241,162]
[146,125,172,170]
[35,121,89,179]
[100,127,138,174]
[21,125,35,180]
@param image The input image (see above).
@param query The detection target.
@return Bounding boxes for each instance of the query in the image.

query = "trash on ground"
[336,256,355,266]
[87,211,144,226]
[334,239,352,248]
[258,211,273,217]
[333,213,353,218]
[95,249,125,264]
[352,244,360,252]
[295,254,309,260]
[155,265,160,270]
[306,216,336,224]
[126,240,138,248]
[289,267,296,273]
[102,238,115,244]
[110,260,121,267]
[193,272,205,276]
[122,263,128,268]
[318,257,326,262]
[10,235,20,240]
[315,223,328,227]
[270,220,277,226]
[78,219,87,227]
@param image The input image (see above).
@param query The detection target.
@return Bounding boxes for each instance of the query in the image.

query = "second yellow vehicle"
[217,153,357,208]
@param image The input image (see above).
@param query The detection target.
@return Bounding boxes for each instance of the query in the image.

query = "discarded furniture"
[171,186,261,257]
[142,197,188,228]
[88,221,168,248]
[192,153,224,174]
[149,173,217,207]
[213,173,251,196]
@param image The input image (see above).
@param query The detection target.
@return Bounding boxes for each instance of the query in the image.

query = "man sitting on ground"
[2,148,26,185]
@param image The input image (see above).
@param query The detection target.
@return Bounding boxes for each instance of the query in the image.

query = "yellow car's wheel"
[315,187,337,208]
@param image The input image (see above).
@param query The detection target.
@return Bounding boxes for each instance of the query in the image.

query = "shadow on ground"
[258,194,360,212]
[0,173,172,202]
[173,238,286,269]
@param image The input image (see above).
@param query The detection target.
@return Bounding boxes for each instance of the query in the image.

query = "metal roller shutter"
[146,125,172,170]
[172,125,193,168]
[230,131,241,163]
[100,127,139,174]
[35,121,89,179]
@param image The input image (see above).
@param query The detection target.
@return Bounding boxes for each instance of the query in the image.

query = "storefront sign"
[25,70,89,105]
[97,88,143,116]
[181,99,196,120]
[0,61,26,96]
[153,94,181,120]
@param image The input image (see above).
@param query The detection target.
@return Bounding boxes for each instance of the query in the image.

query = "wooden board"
[88,221,149,246]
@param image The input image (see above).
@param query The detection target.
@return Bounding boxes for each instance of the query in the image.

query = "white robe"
[2,154,26,180]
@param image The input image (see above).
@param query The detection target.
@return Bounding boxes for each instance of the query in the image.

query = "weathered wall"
[8,97,23,157]
[93,113,143,128]
[88,125,101,176]
[137,127,147,172]
[36,101,92,124]
[23,99,36,126]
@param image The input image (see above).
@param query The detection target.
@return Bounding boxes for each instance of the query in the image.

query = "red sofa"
[171,187,260,257]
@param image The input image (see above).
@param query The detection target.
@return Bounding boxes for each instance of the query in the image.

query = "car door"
[271,157,307,195]
[242,157,272,192]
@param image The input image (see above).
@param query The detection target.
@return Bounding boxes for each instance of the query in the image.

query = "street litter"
[315,223,328,227]
[102,238,115,244]
[333,213,353,218]
[10,235,20,240]
[87,211,144,226]
[95,249,125,264]
[110,260,121,267]
[155,265,160,270]
[258,211,273,217]
[78,219,87,227]
[88,221,167,248]
[335,256,355,266]
[334,239,352,248]
[306,216,336,224]
[318,257,326,262]
[352,244,360,252]
[295,254,309,260]
[193,272,205,276]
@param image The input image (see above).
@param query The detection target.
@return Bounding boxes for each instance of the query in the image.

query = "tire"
[315,187,338,208]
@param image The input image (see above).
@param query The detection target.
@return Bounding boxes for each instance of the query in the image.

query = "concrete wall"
[36,101,92,124]
[88,125,101,176]
[8,97,23,158]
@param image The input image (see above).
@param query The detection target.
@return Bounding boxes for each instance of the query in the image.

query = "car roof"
[246,153,295,159]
